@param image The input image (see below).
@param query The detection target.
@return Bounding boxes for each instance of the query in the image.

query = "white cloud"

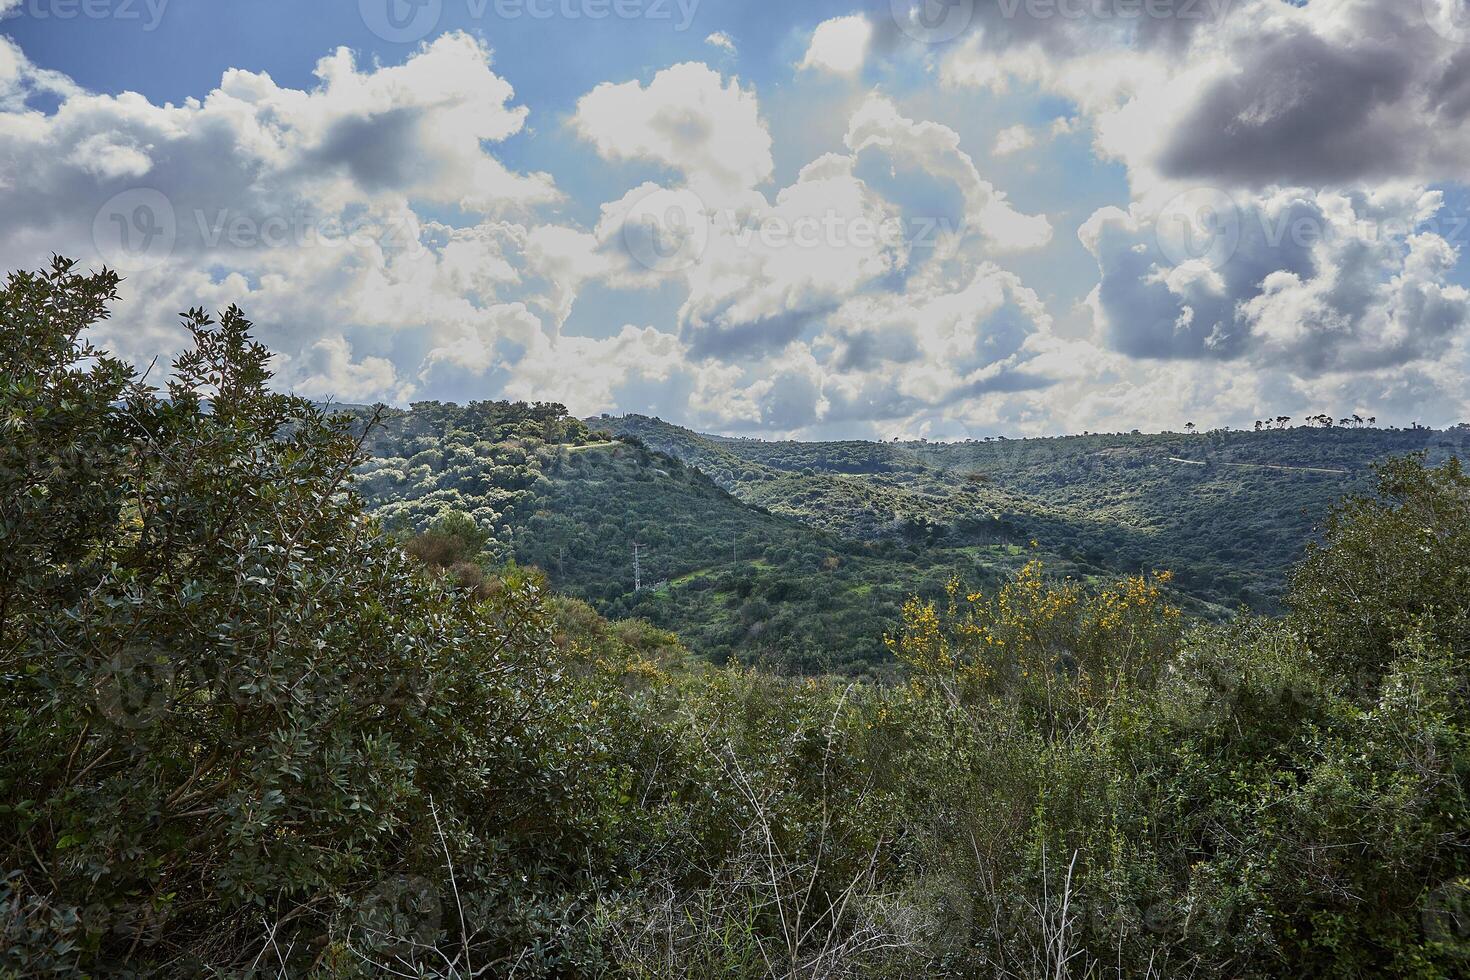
[571,62,773,205]
[1080,185,1470,376]
[673,153,905,359]
[705,31,736,54]
[288,335,401,402]
[845,94,1052,252]
[0,31,557,272]
[562,89,1069,434]
[502,324,686,417]
[0,33,580,408]
[992,124,1034,157]
[799,15,872,77]
[0,33,80,110]
[1050,116,1080,137]
[940,0,1470,196]
[575,92,1053,379]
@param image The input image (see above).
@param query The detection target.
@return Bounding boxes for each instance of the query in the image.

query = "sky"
[2,0,1469,439]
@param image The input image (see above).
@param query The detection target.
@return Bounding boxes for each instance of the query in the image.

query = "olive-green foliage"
[0,261,645,975]
[1292,454,1470,690]
[880,542,1469,977]
[600,413,1465,615]
[4,261,1468,978]
[352,397,595,565]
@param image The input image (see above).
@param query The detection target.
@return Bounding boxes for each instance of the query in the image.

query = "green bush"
[0,261,626,974]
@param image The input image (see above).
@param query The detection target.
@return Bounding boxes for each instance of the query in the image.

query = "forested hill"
[352,401,992,672]
[593,413,1470,608]
[348,400,1466,673]
[349,401,1117,673]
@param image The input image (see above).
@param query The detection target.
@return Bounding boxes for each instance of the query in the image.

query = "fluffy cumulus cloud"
[926,0,1470,431]
[1081,186,1470,372]
[799,15,873,76]
[501,325,687,417]
[571,62,773,205]
[0,33,603,405]
[2,0,1469,437]
[844,96,1052,253]
[5,31,556,247]
[563,81,1072,434]
[936,0,1470,195]
[566,73,1051,397]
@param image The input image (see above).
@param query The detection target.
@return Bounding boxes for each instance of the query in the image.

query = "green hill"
[352,403,1127,674]
[591,414,1470,613]
[351,402,1467,673]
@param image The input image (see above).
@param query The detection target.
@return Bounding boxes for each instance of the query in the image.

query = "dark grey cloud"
[946,368,1054,400]
[873,0,1236,58]
[683,305,833,360]
[832,327,922,371]
[1090,196,1318,360]
[309,107,430,191]
[1429,47,1470,121]
[1158,4,1470,187]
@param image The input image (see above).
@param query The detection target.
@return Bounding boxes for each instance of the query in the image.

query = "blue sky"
[2,0,1469,437]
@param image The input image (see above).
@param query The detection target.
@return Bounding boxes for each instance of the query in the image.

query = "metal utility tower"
[633,542,644,591]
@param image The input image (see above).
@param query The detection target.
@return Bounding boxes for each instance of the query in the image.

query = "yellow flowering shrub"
[888,560,1182,734]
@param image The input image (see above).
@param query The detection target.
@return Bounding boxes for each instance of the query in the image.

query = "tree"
[0,258,134,639]
[1292,454,1470,689]
[0,259,595,974]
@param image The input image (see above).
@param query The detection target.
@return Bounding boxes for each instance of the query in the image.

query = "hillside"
[11,264,1470,978]
[349,404,1468,672]
[593,415,1470,612]
[353,402,1057,673]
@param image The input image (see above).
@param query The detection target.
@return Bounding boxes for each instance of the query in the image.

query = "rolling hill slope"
[592,415,1470,612]
[349,402,1467,672]
[352,402,1061,674]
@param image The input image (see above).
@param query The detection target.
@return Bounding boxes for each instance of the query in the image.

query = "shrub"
[0,261,606,974]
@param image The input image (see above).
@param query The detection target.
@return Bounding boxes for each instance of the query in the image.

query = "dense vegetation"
[4,260,1469,978]
[348,402,1468,675]
[353,402,1000,673]
[599,414,1469,615]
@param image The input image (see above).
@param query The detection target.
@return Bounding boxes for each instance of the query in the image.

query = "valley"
[351,400,1468,674]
